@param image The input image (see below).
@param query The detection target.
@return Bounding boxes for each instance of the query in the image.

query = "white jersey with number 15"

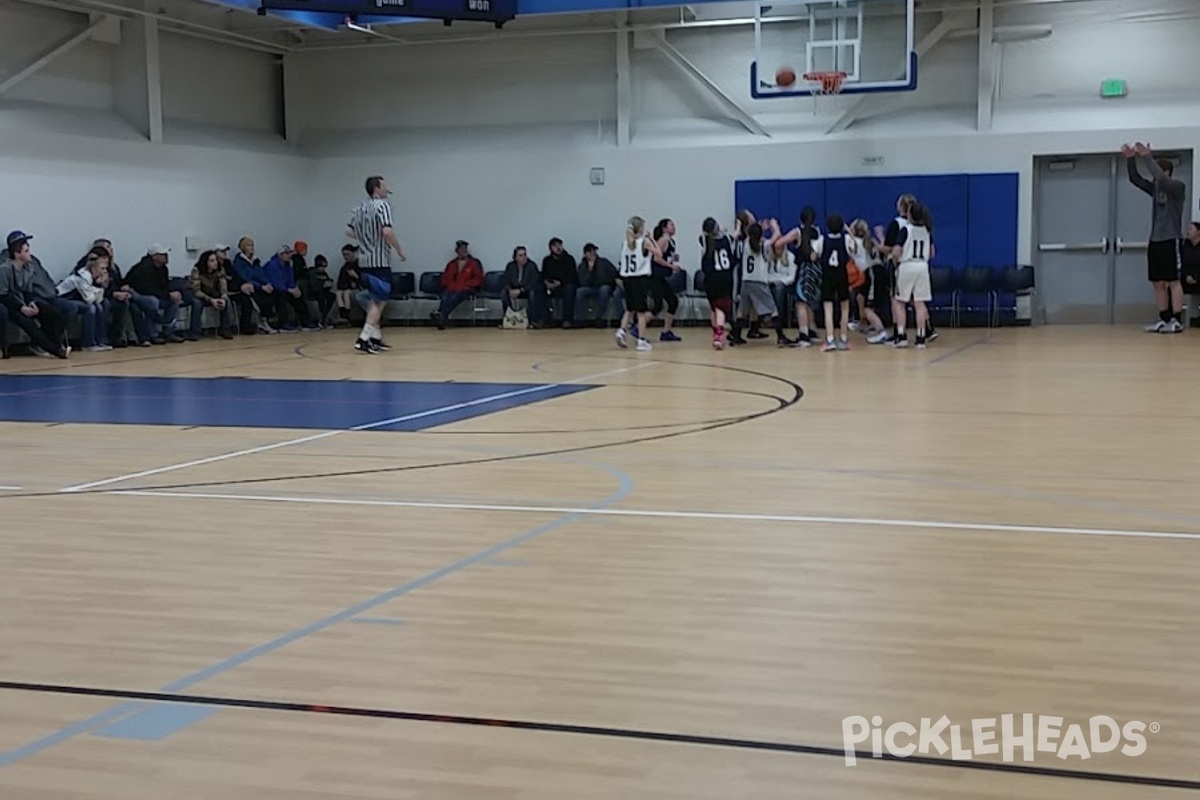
[619,237,652,278]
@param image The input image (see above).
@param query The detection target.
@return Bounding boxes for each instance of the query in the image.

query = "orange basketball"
[775,66,797,89]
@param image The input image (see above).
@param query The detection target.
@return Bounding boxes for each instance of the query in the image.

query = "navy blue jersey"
[653,236,677,279]
[820,233,850,273]
[700,234,735,298]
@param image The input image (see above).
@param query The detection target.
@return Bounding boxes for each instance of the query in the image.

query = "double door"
[1035,151,1193,324]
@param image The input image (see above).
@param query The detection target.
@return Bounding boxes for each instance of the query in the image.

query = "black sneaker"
[927,328,939,342]
[370,338,392,351]
[916,335,927,350]
[354,339,376,355]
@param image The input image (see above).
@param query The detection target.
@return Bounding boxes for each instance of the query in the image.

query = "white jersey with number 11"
[901,224,932,266]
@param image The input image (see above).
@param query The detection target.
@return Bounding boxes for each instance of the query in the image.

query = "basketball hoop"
[802,70,847,114]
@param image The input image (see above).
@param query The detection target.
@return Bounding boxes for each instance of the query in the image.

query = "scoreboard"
[259,0,517,25]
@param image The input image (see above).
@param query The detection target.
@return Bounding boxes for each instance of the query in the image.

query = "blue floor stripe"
[348,617,407,626]
[93,704,219,741]
[0,376,594,431]
[0,463,633,763]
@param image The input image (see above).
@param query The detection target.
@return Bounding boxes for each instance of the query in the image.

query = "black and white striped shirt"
[347,198,394,268]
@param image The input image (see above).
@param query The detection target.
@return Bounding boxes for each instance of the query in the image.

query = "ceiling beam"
[976,0,995,132]
[5,0,293,53]
[0,16,110,95]
[650,29,770,138]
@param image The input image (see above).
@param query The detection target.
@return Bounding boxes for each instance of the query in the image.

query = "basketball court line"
[0,486,22,491]
[107,489,1200,542]
[58,362,654,493]
[0,462,634,766]
[0,681,1196,793]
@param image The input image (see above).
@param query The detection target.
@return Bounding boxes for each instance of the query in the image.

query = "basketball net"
[802,71,847,115]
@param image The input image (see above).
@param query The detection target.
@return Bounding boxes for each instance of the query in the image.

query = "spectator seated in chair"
[126,244,184,344]
[541,237,579,328]
[214,244,236,282]
[263,244,318,331]
[334,244,361,327]
[431,239,484,330]
[502,246,545,328]
[575,243,622,327]
[301,249,336,328]
[0,230,70,359]
[84,238,136,348]
[231,236,279,335]
[189,249,236,340]
[56,248,113,352]
[291,240,330,326]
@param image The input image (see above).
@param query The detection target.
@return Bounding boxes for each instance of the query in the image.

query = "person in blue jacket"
[262,245,317,331]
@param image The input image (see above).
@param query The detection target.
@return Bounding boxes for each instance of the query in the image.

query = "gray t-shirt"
[1128,156,1186,241]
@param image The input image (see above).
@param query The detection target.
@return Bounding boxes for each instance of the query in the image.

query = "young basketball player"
[893,203,935,349]
[615,216,662,352]
[650,219,682,341]
[727,210,756,346]
[735,219,782,343]
[766,235,797,346]
[777,207,822,347]
[700,217,736,349]
[815,213,852,351]
[850,219,892,344]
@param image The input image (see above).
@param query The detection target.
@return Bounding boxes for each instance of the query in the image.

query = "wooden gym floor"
[0,324,1198,799]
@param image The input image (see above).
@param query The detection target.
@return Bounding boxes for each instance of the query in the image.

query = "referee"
[346,175,406,354]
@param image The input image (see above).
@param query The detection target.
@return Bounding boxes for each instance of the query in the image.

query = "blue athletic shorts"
[360,268,392,303]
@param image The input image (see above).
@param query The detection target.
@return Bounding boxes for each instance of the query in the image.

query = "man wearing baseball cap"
[125,244,184,343]
[0,231,71,358]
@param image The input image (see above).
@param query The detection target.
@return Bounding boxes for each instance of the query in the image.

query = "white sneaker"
[615,329,628,349]
[1162,319,1184,334]
[1144,320,1168,333]
[83,345,113,352]
[636,338,653,352]
[867,330,891,345]
[30,346,51,358]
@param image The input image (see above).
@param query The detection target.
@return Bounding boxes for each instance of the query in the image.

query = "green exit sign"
[1101,79,1127,98]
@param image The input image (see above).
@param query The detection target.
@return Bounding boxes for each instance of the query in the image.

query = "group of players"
[615,193,937,352]
[341,174,937,355]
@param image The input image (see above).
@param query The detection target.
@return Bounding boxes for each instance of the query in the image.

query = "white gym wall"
[0,0,1197,276]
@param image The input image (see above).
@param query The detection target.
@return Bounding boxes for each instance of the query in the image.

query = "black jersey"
[653,236,677,279]
[700,234,735,298]
[820,232,851,273]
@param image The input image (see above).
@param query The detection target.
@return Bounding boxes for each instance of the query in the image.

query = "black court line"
[0,681,1196,791]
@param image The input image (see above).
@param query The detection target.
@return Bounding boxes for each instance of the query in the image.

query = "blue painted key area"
[0,375,594,431]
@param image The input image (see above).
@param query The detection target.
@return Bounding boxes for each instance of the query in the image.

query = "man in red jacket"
[432,239,483,330]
